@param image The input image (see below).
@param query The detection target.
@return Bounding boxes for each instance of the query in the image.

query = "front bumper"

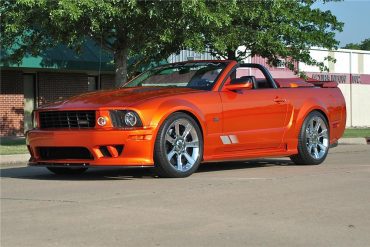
[26,128,156,167]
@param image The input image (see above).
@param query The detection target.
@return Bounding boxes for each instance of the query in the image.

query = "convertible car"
[27,60,346,177]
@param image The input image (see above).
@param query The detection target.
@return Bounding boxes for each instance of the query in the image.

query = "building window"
[276,59,286,69]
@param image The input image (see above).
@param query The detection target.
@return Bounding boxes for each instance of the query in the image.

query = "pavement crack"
[0,197,78,203]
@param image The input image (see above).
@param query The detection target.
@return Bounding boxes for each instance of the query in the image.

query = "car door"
[219,66,288,151]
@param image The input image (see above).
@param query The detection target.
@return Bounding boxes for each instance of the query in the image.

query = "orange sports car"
[27,60,346,177]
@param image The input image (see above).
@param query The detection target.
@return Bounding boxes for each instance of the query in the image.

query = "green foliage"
[343,43,361,50]
[1,0,202,84]
[1,0,343,84]
[343,38,370,51]
[187,0,343,73]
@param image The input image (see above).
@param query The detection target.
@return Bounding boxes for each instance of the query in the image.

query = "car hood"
[38,87,201,110]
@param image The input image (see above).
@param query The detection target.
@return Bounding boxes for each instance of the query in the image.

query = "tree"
[1,1,172,86]
[343,38,370,51]
[188,1,343,72]
[1,0,231,86]
[2,0,343,85]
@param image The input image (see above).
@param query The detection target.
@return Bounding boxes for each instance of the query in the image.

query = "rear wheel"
[154,112,203,178]
[47,167,88,175]
[290,111,329,165]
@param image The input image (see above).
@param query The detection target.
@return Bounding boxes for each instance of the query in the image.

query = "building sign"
[308,73,370,85]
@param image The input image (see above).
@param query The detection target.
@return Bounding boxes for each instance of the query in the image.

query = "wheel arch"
[311,109,329,127]
[153,109,206,142]
[290,108,331,165]
[298,108,330,131]
[175,110,204,138]
[286,99,331,152]
[152,108,205,178]
[295,98,330,135]
[150,99,207,145]
[295,108,328,139]
[299,108,330,139]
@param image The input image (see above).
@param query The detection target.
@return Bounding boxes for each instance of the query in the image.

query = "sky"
[314,0,370,46]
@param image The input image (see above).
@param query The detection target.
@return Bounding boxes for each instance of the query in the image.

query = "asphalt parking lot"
[1,144,370,247]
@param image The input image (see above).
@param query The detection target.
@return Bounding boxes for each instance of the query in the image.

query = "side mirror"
[224,81,253,91]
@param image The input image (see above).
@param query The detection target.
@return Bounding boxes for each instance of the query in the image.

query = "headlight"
[124,112,137,127]
[109,110,143,128]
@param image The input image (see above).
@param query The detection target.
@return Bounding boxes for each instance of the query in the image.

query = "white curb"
[0,154,30,166]
[339,138,368,145]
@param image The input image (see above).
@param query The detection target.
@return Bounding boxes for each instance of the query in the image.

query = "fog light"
[97,116,107,126]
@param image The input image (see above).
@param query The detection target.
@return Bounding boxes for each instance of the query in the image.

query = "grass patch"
[0,138,28,155]
[343,128,370,138]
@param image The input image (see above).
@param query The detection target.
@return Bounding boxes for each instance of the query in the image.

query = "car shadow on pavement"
[198,158,293,173]
[0,158,293,181]
[0,166,154,181]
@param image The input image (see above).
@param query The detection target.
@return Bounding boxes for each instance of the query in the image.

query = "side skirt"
[203,147,296,163]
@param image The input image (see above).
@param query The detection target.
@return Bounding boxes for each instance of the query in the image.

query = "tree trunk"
[114,46,128,88]
[227,49,237,61]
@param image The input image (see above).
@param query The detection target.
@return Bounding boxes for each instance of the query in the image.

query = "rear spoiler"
[275,78,338,88]
[305,78,338,88]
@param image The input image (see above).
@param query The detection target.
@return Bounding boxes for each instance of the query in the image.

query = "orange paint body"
[27,61,346,167]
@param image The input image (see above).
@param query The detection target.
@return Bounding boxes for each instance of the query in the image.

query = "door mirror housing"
[225,81,253,91]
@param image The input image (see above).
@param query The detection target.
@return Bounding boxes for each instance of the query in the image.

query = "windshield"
[123,62,228,90]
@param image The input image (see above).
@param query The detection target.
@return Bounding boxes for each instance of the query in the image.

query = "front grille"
[38,147,94,160]
[39,111,95,129]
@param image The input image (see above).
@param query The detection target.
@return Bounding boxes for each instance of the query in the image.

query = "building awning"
[1,39,115,72]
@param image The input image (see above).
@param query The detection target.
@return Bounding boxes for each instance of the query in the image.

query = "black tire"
[47,167,88,175]
[290,111,330,165]
[153,112,203,178]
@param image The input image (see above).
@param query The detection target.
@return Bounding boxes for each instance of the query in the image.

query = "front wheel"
[154,113,203,178]
[290,111,330,165]
[47,167,88,175]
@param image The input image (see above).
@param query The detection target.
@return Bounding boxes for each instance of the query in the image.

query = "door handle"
[273,98,286,103]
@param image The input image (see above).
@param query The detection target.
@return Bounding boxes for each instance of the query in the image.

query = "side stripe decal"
[220,136,231,144]
[229,135,239,144]
[220,135,239,144]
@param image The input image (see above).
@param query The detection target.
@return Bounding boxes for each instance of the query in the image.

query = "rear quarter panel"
[282,87,346,152]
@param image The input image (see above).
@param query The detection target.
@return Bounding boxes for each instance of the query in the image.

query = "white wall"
[299,48,370,74]
[337,84,370,127]
[351,84,370,127]
[299,49,329,72]
[300,48,370,127]
[337,84,352,127]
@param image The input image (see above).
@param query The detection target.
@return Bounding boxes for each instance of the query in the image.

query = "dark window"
[88,76,99,91]
[227,66,274,89]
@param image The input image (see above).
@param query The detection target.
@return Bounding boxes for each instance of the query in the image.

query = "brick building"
[1,41,115,136]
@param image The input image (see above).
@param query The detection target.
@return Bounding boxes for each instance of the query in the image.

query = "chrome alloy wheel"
[165,119,200,172]
[305,116,329,160]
